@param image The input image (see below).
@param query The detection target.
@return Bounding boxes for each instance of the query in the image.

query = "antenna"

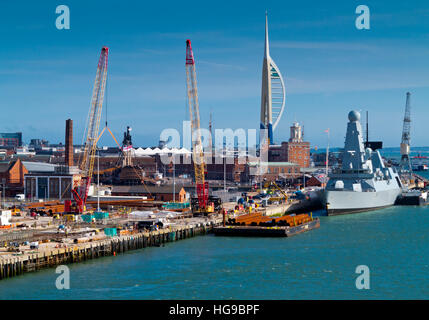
[209,111,213,152]
[366,111,369,144]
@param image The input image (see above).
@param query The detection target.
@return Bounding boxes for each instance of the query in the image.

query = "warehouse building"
[24,164,79,201]
[111,184,187,202]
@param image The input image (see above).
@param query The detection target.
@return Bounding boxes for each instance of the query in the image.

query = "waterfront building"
[268,122,310,168]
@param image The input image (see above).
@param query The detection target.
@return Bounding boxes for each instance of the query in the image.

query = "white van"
[15,194,25,201]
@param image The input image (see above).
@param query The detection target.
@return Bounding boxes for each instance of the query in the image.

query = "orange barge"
[214,212,320,237]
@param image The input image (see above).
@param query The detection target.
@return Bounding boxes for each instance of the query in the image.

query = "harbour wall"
[0,222,218,280]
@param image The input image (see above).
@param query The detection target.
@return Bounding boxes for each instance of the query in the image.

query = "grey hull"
[323,188,401,216]
[327,205,392,216]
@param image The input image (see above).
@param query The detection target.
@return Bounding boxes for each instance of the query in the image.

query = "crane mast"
[400,92,412,175]
[185,40,209,210]
[73,46,109,213]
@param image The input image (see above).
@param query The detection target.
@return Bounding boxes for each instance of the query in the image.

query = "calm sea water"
[0,147,428,300]
[0,205,428,300]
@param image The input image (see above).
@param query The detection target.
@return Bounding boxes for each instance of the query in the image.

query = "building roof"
[309,175,328,184]
[133,147,191,156]
[11,154,53,161]
[247,161,298,167]
[22,161,57,173]
[0,159,24,173]
[0,132,22,139]
[112,184,186,194]
[300,167,319,173]
[0,161,11,173]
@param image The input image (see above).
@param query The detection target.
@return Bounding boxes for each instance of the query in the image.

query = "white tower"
[289,122,303,143]
[260,12,286,145]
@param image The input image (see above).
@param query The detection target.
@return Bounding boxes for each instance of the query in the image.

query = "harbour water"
[0,204,428,299]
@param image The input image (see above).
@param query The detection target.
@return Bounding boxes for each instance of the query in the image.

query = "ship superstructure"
[323,111,402,215]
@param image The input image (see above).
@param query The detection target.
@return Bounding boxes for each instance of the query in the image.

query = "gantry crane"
[72,46,109,213]
[185,40,213,213]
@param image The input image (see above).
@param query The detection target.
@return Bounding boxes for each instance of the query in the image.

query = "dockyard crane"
[185,40,212,213]
[72,46,109,213]
[400,92,412,176]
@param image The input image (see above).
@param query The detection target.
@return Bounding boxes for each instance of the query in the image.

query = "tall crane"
[185,40,211,212]
[72,46,109,213]
[400,92,412,175]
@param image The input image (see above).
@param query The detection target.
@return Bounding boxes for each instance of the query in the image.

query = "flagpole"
[325,129,330,188]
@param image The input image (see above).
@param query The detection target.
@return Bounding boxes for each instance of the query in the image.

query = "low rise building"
[305,175,328,187]
[0,158,28,196]
[24,165,79,201]
[244,161,301,183]
[111,184,187,202]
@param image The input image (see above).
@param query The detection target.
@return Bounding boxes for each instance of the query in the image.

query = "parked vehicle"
[29,241,39,249]
[15,194,25,201]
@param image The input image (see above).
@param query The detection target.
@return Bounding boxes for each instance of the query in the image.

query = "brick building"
[244,161,301,183]
[0,158,28,196]
[268,122,310,168]
[0,132,22,148]
[111,184,187,202]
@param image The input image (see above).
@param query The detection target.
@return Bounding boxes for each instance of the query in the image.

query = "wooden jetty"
[0,221,218,280]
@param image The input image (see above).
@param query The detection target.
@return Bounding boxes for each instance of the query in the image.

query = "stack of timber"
[214,212,320,237]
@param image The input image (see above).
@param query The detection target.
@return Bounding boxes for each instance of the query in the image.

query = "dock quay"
[396,189,428,206]
[214,218,320,237]
[0,219,221,280]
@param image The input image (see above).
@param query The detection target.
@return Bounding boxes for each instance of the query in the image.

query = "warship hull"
[323,188,401,216]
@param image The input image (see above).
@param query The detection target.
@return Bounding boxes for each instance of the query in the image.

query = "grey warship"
[322,110,402,215]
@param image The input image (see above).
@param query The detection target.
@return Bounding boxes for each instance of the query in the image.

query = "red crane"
[72,46,109,213]
[185,40,212,212]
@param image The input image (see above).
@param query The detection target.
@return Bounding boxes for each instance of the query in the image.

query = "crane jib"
[185,40,209,210]
[74,46,109,213]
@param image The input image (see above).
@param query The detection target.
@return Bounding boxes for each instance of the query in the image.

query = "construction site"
[0,36,322,280]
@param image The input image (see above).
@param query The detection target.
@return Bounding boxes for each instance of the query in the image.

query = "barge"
[213,218,320,237]
[214,211,320,237]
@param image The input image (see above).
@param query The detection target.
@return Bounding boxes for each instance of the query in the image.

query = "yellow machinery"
[185,39,214,214]
[72,47,109,213]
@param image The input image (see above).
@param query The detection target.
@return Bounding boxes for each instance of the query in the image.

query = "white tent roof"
[133,147,192,156]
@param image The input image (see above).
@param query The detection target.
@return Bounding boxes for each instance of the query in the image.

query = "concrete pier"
[0,221,218,280]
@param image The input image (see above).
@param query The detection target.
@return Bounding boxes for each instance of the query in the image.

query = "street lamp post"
[223,148,226,192]
[173,155,176,203]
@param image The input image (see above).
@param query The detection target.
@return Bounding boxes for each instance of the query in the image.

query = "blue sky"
[1,1,429,148]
